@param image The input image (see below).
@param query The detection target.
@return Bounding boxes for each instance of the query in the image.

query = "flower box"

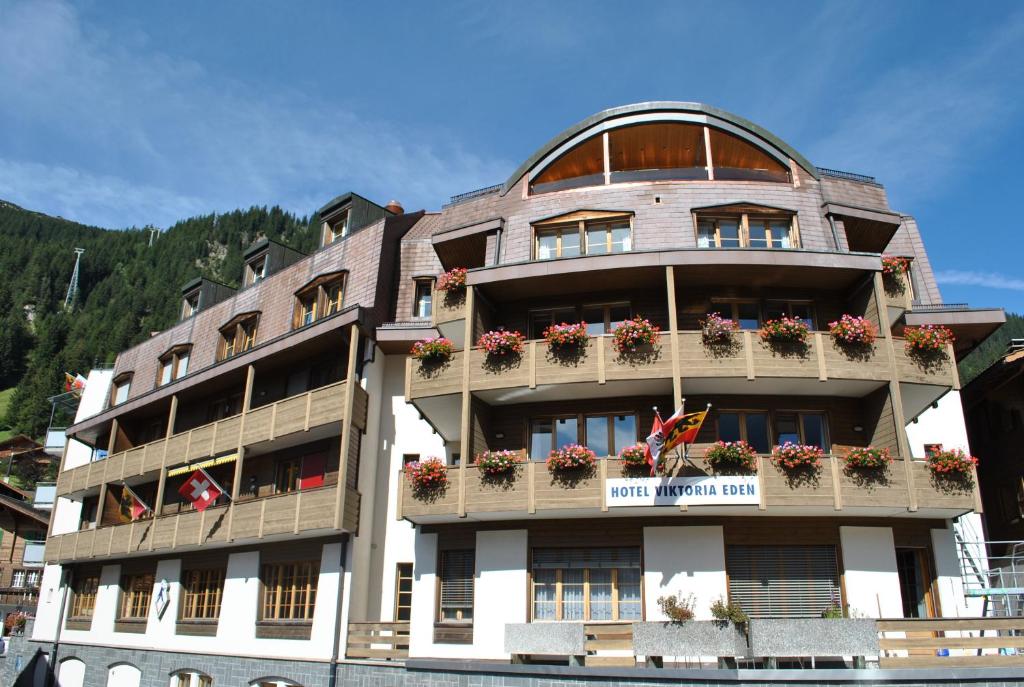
[619,444,648,469]
[474,450,522,476]
[904,325,955,354]
[843,446,892,470]
[410,337,454,362]
[543,321,589,349]
[632,621,748,660]
[437,267,467,292]
[828,314,877,346]
[926,447,978,477]
[612,316,660,354]
[759,316,810,345]
[881,255,911,275]
[771,442,824,470]
[478,329,526,357]
[547,444,596,471]
[406,457,448,492]
[701,312,740,346]
[748,618,878,660]
[704,441,758,473]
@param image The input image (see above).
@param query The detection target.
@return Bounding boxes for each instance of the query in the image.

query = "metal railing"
[443,184,502,208]
[957,538,1024,615]
[818,167,879,185]
[911,301,971,312]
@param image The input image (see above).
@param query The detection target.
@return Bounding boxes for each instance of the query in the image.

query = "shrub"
[475,450,522,476]
[619,444,648,468]
[612,316,660,354]
[829,314,877,346]
[710,598,748,625]
[771,442,824,470]
[437,267,467,291]
[759,316,810,345]
[881,255,911,275]
[543,321,589,349]
[844,446,893,470]
[478,329,526,357]
[406,458,448,491]
[410,337,454,362]
[700,312,739,345]
[657,593,696,623]
[704,441,758,473]
[904,325,955,354]
[546,444,597,471]
[926,447,978,477]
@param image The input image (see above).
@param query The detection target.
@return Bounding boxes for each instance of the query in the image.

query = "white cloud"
[0,0,512,228]
[936,270,1024,292]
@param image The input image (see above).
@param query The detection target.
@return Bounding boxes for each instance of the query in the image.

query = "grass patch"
[0,387,14,443]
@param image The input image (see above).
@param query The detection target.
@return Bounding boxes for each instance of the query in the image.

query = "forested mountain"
[958,312,1024,385]
[0,200,316,438]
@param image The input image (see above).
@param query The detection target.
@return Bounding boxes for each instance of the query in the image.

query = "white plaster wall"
[408,531,471,658]
[474,529,527,659]
[643,526,726,620]
[905,390,969,459]
[932,526,972,617]
[62,369,114,470]
[839,526,903,617]
[31,564,66,641]
[51,496,83,536]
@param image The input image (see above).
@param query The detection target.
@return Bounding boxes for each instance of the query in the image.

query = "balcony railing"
[56,380,364,497]
[32,483,55,509]
[400,456,977,523]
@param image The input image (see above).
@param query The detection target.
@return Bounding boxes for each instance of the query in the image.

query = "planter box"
[633,620,747,658]
[504,622,586,658]
[748,618,879,657]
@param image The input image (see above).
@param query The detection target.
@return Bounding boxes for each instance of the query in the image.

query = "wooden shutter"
[299,452,326,489]
[726,545,840,619]
[532,547,641,570]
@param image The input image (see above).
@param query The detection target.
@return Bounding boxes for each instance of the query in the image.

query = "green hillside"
[0,200,318,438]
[958,312,1024,385]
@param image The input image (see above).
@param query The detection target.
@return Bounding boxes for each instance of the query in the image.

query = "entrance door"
[895,548,936,618]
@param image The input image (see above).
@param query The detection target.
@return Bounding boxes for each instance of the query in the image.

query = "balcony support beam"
[227,364,256,541]
[334,325,361,530]
[665,266,682,409]
[150,394,178,525]
[458,286,476,518]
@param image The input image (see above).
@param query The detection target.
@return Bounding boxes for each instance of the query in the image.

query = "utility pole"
[63,248,85,309]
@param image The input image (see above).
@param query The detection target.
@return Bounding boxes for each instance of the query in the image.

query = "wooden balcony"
[57,380,365,498]
[44,484,356,564]
[406,332,956,404]
[399,456,977,524]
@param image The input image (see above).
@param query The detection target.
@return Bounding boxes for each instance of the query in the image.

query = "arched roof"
[501,101,819,195]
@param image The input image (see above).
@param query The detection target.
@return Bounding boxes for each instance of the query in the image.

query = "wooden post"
[665,266,682,409]
[107,419,120,455]
[334,326,361,530]
[151,394,178,523]
[226,365,256,541]
[458,286,475,518]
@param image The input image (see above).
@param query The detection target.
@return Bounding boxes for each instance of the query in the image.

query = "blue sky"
[1,1,1022,313]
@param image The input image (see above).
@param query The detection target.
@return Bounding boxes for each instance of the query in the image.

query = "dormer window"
[413,279,433,319]
[694,206,799,250]
[292,273,346,329]
[111,373,133,407]
[181,291,200,320]
[219,313,260,361]
[322,210,350,246]
[157,345,191,386]
[246,255,268,286]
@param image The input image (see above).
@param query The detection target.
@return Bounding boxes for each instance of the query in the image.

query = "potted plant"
[843,446,893,470]
[828,314,877,346]
[542,321,589,350]
[478,329,526,357]
[406,457,448,494]
[926,447,978,478]
[474,449,522,476]
[633,594,747,667]
[436,267,467,292]
[619,444,648,470]
[771,442,824,470]
[410,336,454,363]
[700,312,740,346]
[546,444,596,472]
[759,316,810,346]
[704,441,759,474]
[881,255,911,275]
[612,316,660,354]
[904,325,955,354]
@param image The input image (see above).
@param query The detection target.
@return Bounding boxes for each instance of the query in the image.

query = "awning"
[167,452,238,478]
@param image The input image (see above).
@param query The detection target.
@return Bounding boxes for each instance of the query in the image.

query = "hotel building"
[26,102,1007,686]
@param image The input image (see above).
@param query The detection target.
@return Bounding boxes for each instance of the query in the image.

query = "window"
[218,314,259,361]
[532,547,641,621]
[157,346,191,386]
[119,573,154,619]
[775,412,830,451]
[70,575,100,618]
[26,570,40,588]
[582,303,631,336]
[413,280,433,319]
[181,292,200,320]
[528,307,577,339]
[112,374,132,406]
[716,411,771,454]
[394,563,413,622]
[764,301,814,329]
[696,212,798,249]
[529,416,579,460]
[292,274,345,329]
[322,210,350,245]
[180,568,224,621]
[438,549,474,623]
[246,255,268,286]
[261,561,319,621]
[11,570,25,588]
[172,672,213,687]
[534,215,633,260]
[584,413,637,457]
[726,545,840,618]
[275,457,301,494]
[402,453,420,466]
[709,301,761,330]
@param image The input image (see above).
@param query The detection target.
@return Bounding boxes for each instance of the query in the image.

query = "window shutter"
[532,547,641,570]
[726,545,840,619]
[439,550,475,611]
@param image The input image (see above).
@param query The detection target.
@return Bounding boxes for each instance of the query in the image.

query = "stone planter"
[633,621,747,664]
[504,623,586,665]
[748,618,878,664]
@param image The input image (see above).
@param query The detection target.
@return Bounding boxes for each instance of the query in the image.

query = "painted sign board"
[605,475,758,507]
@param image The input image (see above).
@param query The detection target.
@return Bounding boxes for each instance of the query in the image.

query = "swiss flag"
[178,468,223,512]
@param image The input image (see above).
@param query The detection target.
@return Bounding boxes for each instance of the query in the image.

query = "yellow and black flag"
[118,484,151,522]
[662,407,709,454]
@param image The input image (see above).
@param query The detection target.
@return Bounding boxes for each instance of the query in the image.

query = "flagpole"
[198,466,232,502]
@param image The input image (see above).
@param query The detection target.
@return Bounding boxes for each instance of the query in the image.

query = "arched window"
[170,670,213,687]
[58,658,86,687]
[251,679,303,687]
[107,662,141,687]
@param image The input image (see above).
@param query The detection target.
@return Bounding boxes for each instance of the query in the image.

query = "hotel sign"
[605,476,759,507]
